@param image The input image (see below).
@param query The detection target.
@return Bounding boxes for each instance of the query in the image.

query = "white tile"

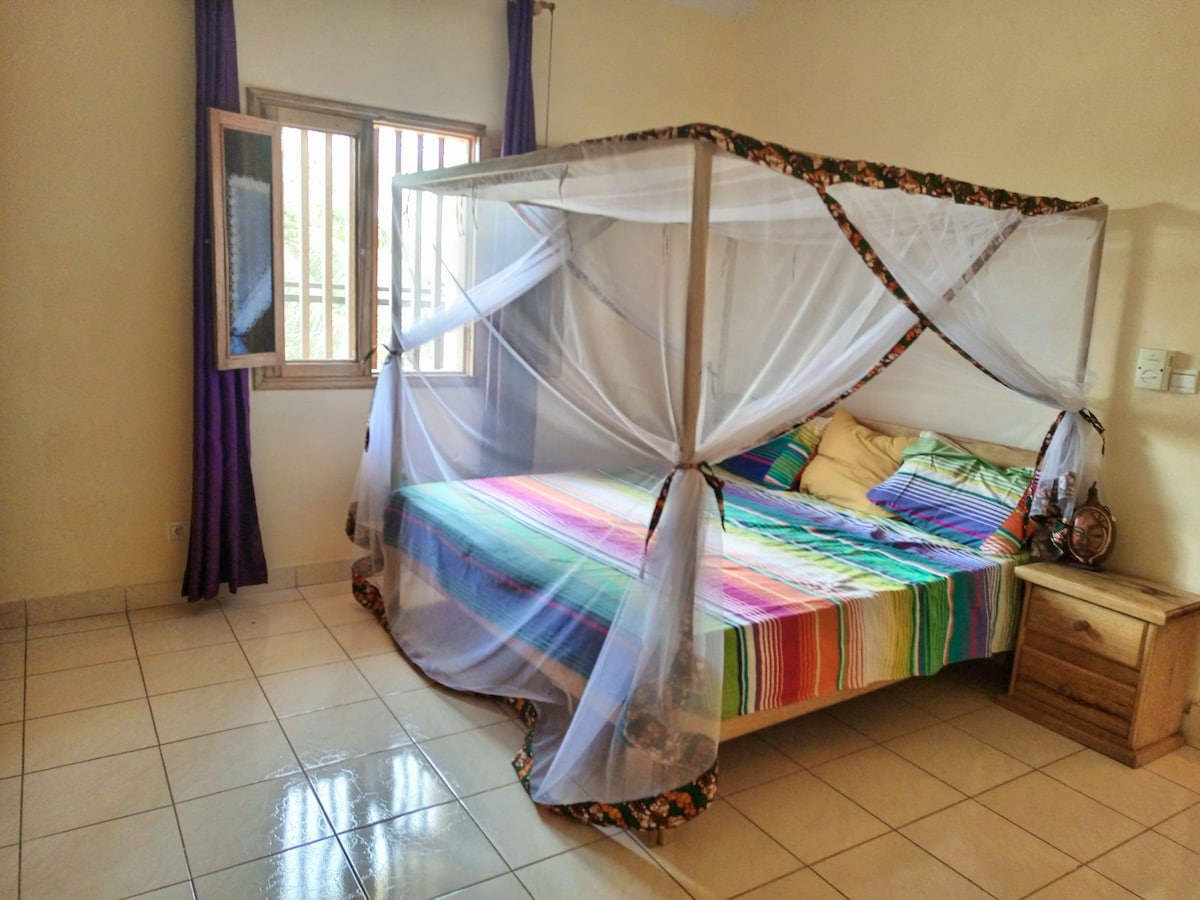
[216,585,302,610]
[239,628,348,675]
[0,602,24,630]
[26,612,127,640]
[0,723,20,778]
[811,745,964,827]
[442,873,532,899]
[24,698,157,772]
[756,709,876,769]
[814,831,992,900]
[515,832,690,899]
[26,624,135,674]
[1156,803,1200,854]
[259,659,376,718]
[0,776,19,847]
[382,685,509,741]
[1043,749,1200,826]
[22,747,171,840]
[298,579,357,602]
[0,680,21,725]
[223,599,323,641]
[901,800,1076,900]
[646,799,802,899]
[951,704,1082,767]
[281,697,410,768]
[342,801,509,898]
[126,882,197,900]
[24,658,144,718]
[176,773,333,876]
[1146,744,1200,793]
[715,734,802,795]
[296,561,354,587]
[329,620,398,658]
[149,678,274,743]
[1092,830,1200,899]
[0,845,16,900]
[306,591,375,627]
[353,651,430,696]
[309,745,455,833]
[1028,866,1139,899]
[221,569,297,596]
[128,604,200,624]
[736,868,844,899]
[827,688,941,742]
[978,771,1143,862]
[192,837,365,900]
[131,607,235,656]
[162,720,300,801]
[25,587,124,625]
[463,781,605,869]
[0,644,23,681]
[420,721,526,798]
[19,807,188,900]
[125,580,189,611]
[727,769,889,863]
[888,664,998,720]
[139,641,254,695]
[885,721,1030,795]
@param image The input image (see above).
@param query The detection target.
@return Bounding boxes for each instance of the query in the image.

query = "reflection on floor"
[1,581,1198,898]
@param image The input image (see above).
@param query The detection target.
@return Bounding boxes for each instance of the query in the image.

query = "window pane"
[375,124,475,376]
[279,125,355,362]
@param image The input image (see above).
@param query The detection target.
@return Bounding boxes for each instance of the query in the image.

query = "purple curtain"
[183,0,268,601]
[484,0,540,472]
[503,0,537,156]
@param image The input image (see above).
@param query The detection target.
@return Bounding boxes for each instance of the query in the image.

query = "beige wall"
[728,0,1200,593]
[2,0,1198,710]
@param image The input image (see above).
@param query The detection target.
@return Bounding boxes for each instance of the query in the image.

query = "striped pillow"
[763,416,830,489]
[866,433,1034,551]
[719,417,829,489]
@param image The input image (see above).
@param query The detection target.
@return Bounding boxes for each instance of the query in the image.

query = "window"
[246,88,485,388]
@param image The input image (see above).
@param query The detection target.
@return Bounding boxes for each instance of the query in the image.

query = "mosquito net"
[350,125,1107,819]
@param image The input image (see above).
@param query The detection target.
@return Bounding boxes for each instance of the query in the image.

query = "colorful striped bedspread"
[386,468,1021,720]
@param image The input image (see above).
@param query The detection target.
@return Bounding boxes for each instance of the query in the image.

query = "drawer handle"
[1072,619,1090,632]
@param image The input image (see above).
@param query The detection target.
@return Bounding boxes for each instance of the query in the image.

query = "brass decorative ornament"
[1066,482,1116,570]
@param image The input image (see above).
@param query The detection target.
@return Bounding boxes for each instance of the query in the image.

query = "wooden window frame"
[245,88,486,389]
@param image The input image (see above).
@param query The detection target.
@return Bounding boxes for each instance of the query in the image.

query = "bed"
[349,124,1108,831]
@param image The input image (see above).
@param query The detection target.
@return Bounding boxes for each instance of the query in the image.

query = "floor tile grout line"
[232,595,383,898]
[9,588,1200,899]
[129,606,199,896]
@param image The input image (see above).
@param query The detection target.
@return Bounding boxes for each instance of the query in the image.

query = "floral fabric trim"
[342,517,716,832]
[508,698,719,831]
[593,123,1101,216]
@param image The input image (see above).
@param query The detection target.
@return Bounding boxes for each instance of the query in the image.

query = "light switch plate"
[1169,369,1198,394]
[1135,348,1173,391]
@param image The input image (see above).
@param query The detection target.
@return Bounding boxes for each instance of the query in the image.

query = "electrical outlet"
[167,521,187,542]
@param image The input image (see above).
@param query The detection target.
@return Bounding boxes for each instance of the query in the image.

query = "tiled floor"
[1,582,1199,898]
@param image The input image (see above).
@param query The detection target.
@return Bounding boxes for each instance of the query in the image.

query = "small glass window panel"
[376,124,474,375]
[279,125,356,362]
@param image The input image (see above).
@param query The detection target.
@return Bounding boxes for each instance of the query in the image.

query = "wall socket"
[167,521,187,542]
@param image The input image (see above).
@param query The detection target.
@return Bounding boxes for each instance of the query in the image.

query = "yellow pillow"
[799,410,915,515]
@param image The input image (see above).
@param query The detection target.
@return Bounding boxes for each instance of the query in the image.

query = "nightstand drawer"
[1025,586,1146,669]
[1014,646,1135,737]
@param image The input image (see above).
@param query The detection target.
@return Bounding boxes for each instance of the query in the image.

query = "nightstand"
[998,561,1200,766]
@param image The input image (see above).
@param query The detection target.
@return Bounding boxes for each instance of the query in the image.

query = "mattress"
[384,467,1021,720]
